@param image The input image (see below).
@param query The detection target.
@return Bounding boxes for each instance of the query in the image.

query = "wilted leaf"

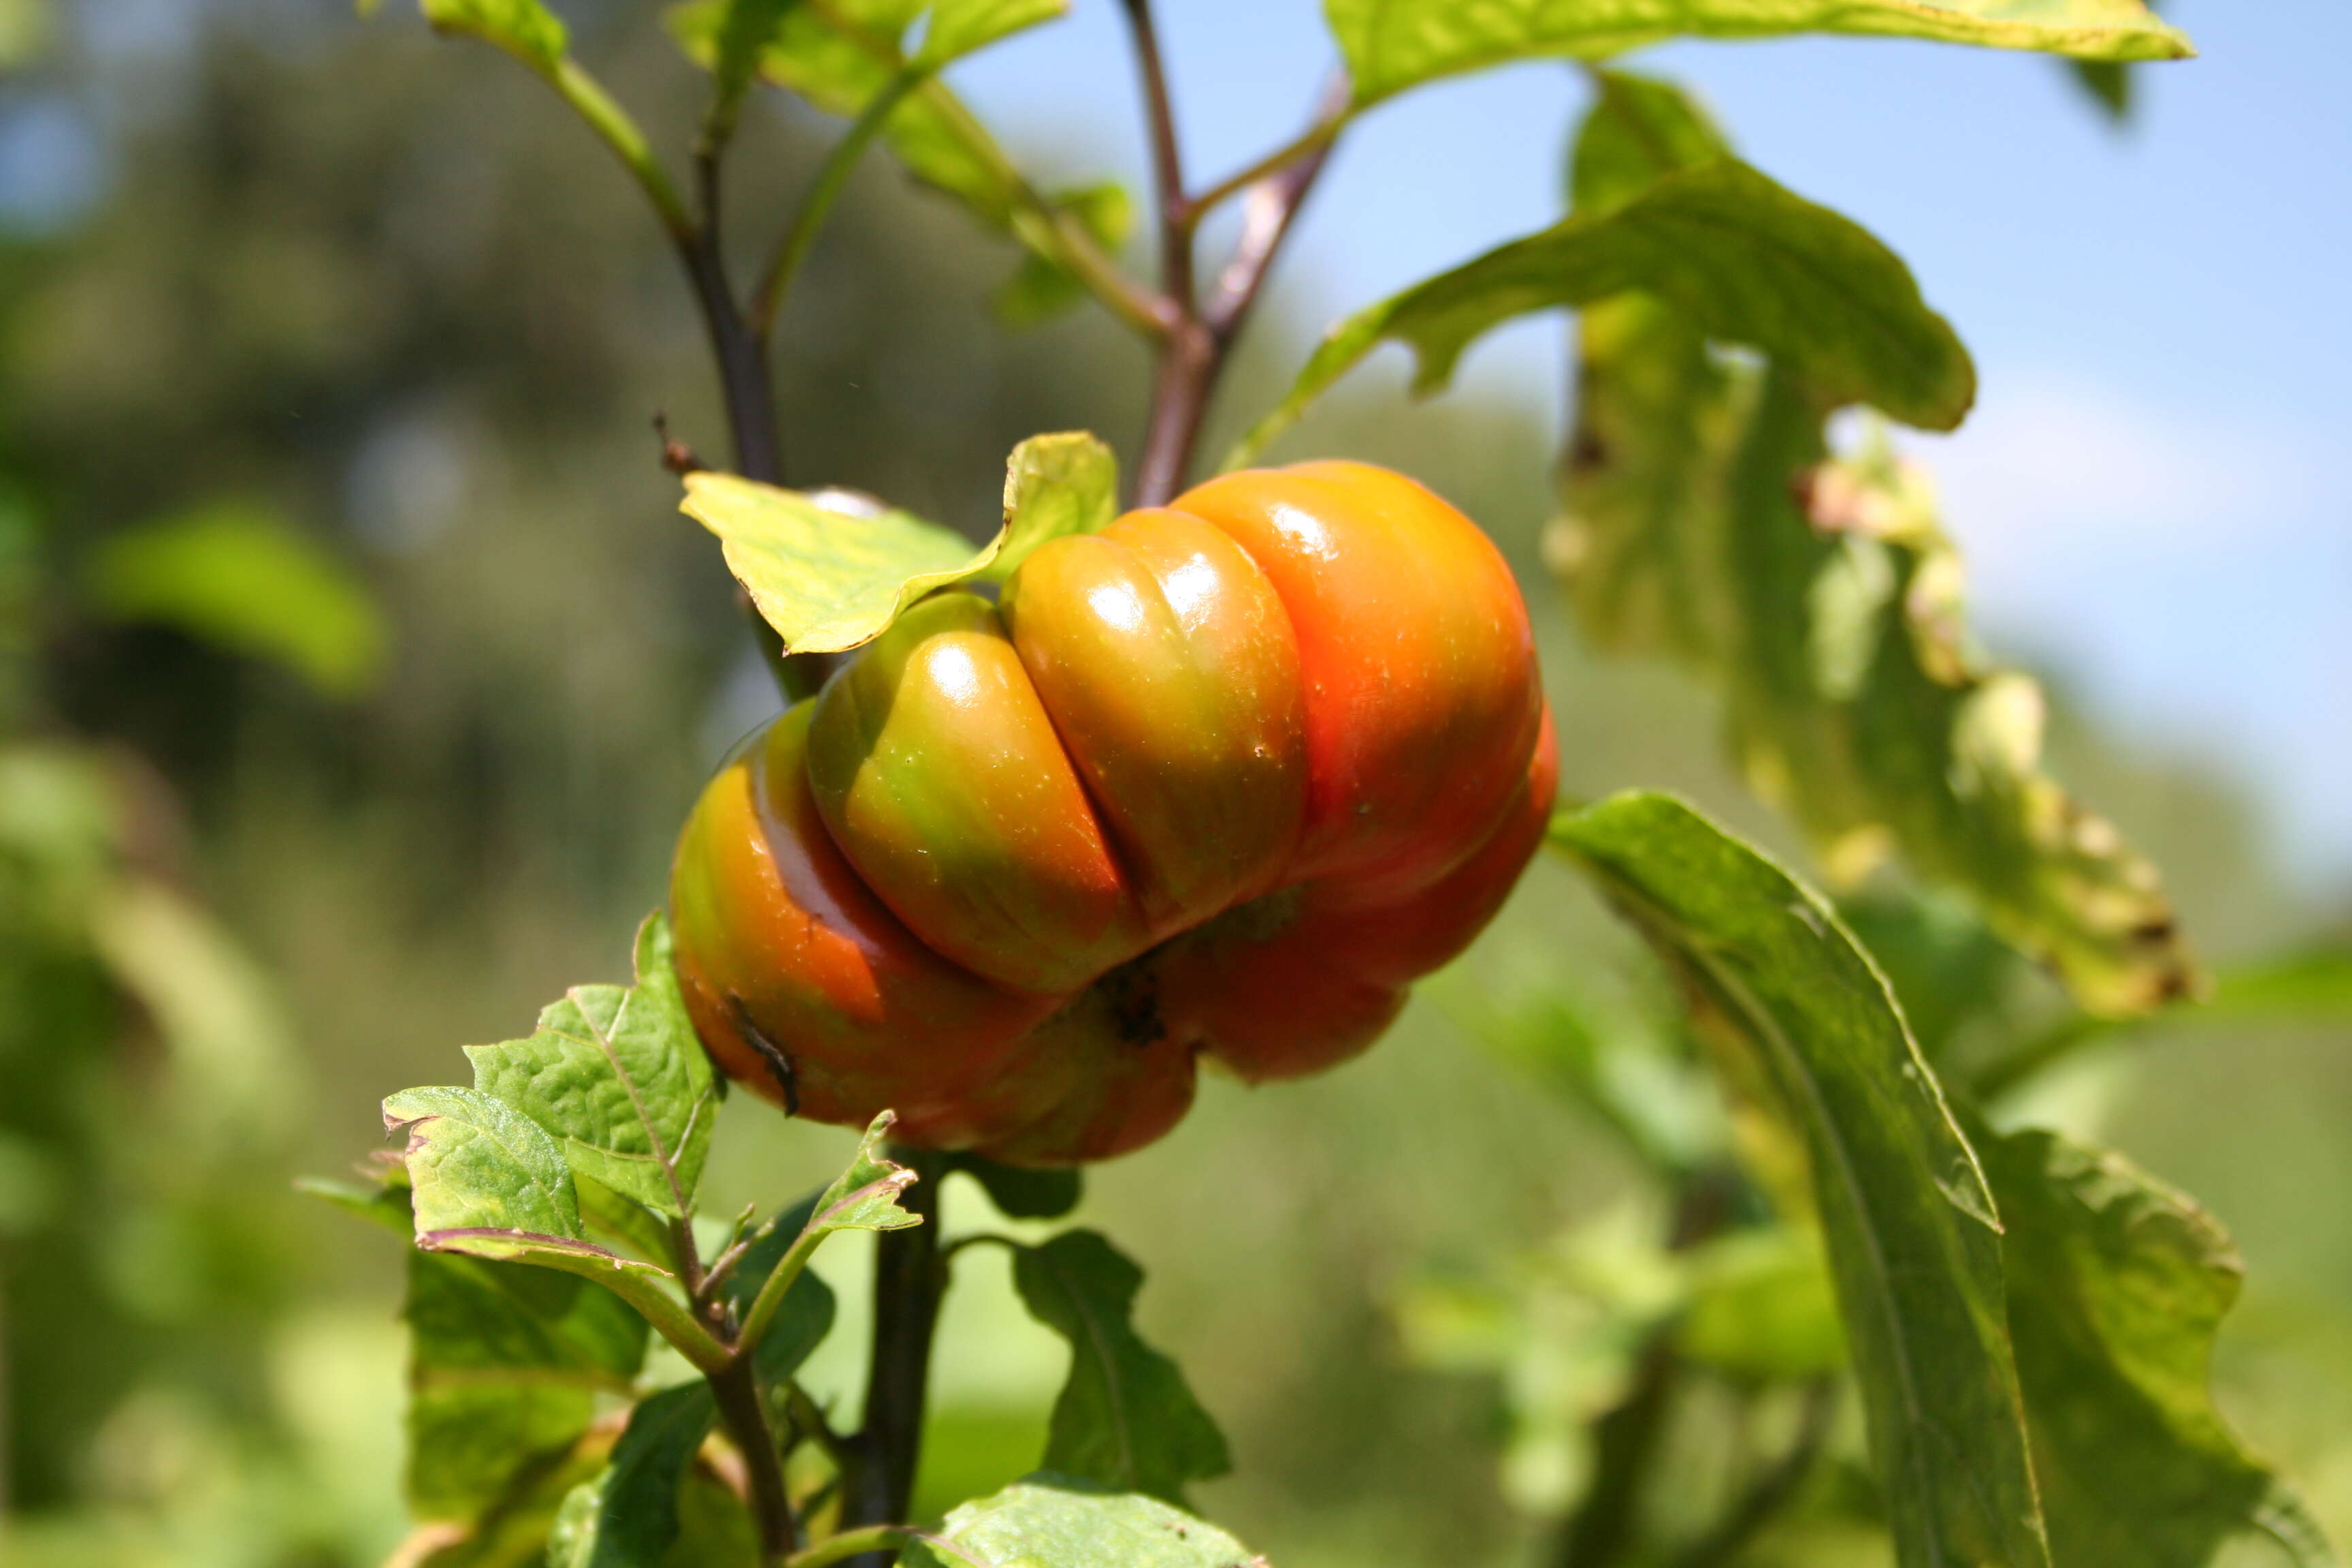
[1232,157,1971,466]
[417,0,566,74]
[1552,792,2050,1568]
[1010,1231,1231,1505]
[546,1382,719,1568]
[466,913,718,1222]
[1326,0,2191,108]
[945,1149,1083,1220]
[85,504,391,698]
[900,1475,1262,1568]
[734,1113,919,1353]
[723,1189,841,1379]
[1984,1127,2339,1567]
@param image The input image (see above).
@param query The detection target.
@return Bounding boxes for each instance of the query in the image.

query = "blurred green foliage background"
[1,3,2345,1567]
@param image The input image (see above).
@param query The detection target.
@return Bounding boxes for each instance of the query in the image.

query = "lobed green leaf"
[466,913,719,1222]
[1984,1126,2340,1567]
[900,1475,1263,1568]
[1326,0,2191,108]
[1009,1231,1232,1506]
[1231,155,1971,466]
[985,431,1120,581]
[1552,791,2050,1568]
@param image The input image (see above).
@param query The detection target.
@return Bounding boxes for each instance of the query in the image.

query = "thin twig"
[1119,0,1194,306]
[1186,108,1345,225]
[750,66,934,340]
[711,1353,802,1563]
[1204,72,1349,341]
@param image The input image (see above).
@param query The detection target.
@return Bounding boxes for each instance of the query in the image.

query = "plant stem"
[1555,1336,1678,1568]
[840,1145,947,1563]
[1669,1379,1835,1568]
[1114,5,1344,503]
[751,67,933,341]
[713,1353,802,1563]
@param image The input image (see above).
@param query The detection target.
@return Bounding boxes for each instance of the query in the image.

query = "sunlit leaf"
[1552,791,2051,1568]
[679,474,985,655]
[1010,1231,1231,1505]
[1231,157,1971,466]
[900,1475,1264,1568]
[1984,1127,2340,1567]
[1326,0,2191,108]
[918,0,1065,66]
[985,431,1119,582]
[85,503,391,698]
[417,0,566,74]
[684,434,1115,654]
[1548,79,2194,1019]
[466,913,718,1222]
[546,1382,719,1568]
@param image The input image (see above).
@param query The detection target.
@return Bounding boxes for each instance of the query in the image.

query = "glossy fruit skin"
[671,461,1552,1164]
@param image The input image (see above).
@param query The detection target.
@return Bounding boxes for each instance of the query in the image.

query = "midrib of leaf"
[419,1226,661,1268]
[1034,1247,1139,1488]
[550,998,698,1219]
[1601,870,2019,1561]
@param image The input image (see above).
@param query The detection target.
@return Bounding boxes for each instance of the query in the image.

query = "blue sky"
[953,1,2352,894]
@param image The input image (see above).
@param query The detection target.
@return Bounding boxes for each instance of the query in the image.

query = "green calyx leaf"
[1551,791,2051,1568]
[466,913,719,1222]
[1324,0,2192,109]
[683,432,1115,655]
[547,1381,720,1568]
[902,1475,1262,1568]
[84,503,391,699]
[1984,1126,2342,1567]
[1230,155,1972,467]
[1009,1230,1231,1506]
[418,0,566,73]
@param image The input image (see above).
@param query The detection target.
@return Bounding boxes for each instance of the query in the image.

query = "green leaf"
[387,1083,585,1247]
[900,1475,1261,1568]
[945,1150,1083,1220]
[1551,791,2050,1568]
[985,431,1119,582]
[374,1179,651,1524]
[466,913,718,1222]
[1569,67,1732,215]
[684,434,1115,654]
[668,0,1047,231]
[1326,0,2192,108]
[917,0,1065,66]
[994,184,1132,327]
[84,503,391,698]
[734,1113,919,1353]
[417,0,566,74]
[1678,1226,1846,1379]
[1009,1231,1231,1506]
[547,1382,719,1568]
[1547,137,2197,1018]
[680,474,987,655]
[1983,1127,2340,1567]
[2066,58,2134,120]
[1231,157,1972,467]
